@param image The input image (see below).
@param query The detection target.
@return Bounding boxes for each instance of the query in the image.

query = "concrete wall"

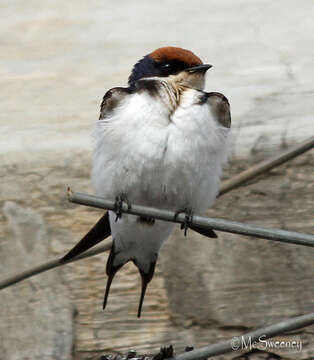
[1,0,314,165]
[1,2,313,359]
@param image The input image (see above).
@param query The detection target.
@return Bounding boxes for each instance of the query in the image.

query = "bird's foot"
[174,207,193,237]
[114,194,131,222]
[174,208,218,239]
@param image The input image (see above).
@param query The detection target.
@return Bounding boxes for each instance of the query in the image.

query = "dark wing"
[62,87,131,261]
[60,212,111,262]
[206,92,231,128]
[188,92,230,239]
[99,87,131,120]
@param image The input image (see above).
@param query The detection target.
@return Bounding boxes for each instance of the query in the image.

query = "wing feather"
[99,87,131,120]
[206,92,231,128]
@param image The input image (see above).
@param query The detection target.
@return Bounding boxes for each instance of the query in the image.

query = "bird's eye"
[161,63,172,70]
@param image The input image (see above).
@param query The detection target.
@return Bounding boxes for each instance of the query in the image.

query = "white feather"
[92,85,230,272]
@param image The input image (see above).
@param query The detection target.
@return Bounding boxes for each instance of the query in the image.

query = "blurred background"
[0,1,313,359]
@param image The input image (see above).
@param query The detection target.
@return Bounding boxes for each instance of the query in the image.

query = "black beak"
[186,64,213,73]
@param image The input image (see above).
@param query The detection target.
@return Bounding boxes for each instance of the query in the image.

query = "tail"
[102,241,126,311]
[103,241,157,318]
[103,212,175,317]
[135,258,157,318]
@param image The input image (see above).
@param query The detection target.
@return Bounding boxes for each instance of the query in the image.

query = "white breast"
[92,88,230,214]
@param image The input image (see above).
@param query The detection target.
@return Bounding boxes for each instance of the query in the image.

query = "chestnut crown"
[128,46,206,89]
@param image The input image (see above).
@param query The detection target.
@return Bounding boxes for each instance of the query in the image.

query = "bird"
[61,46,231,318]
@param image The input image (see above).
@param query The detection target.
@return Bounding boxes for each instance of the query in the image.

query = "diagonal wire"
[0,137,313,291]
[173,312,314,360]
[1,188,313,291]
[0,240,112,290]
[219,136,314,196]
[0,137,313,359]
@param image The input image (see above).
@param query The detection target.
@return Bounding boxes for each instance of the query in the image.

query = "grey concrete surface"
[0,202,73,360]
[1,2,314,359]
[1,155,313,360]
[1,0,314,166]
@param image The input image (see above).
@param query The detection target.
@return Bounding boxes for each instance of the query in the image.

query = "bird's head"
[128,46,212,90]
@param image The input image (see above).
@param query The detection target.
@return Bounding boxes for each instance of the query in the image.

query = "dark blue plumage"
[128,56,157,89]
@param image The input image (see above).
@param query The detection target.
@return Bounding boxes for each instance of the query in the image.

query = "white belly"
[92,91,230,215]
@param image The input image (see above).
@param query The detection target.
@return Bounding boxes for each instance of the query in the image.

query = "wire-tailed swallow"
[61,46,231,317]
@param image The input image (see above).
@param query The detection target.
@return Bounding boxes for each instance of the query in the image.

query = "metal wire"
[68,190,314,248]
[219,136,314,196]
[0,241,111,290]
[173,312,314,360]
[1,189,314,291]
[1,137,313,291]
[1,137,313,358]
